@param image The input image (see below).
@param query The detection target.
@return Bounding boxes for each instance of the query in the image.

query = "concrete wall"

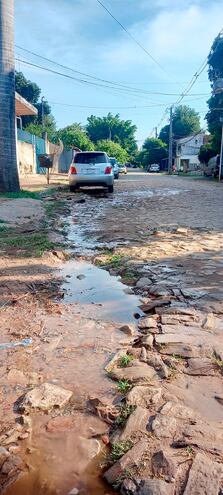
[17,140,36,176]
[48,142,72,173]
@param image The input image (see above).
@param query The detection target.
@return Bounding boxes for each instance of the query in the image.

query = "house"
[174,132,210,172]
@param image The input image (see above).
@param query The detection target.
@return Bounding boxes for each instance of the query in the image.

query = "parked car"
[69,151,114,192]
[204,155,219,178]
[147,163,160,173]
[118,163,127,174]
[109,157,119,179]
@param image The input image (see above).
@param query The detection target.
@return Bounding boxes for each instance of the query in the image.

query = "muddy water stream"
[4,186,189,495]
[4,257,142,495]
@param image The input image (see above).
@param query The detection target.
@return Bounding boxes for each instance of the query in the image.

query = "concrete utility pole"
[0,0,20,192]
[41,96,45,136]
[155,126,158,139]
[168,106,173,174]
[212,79,223,181]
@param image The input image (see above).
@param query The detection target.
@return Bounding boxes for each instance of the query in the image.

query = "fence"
[17,129,46,174]
[17,129,72,175]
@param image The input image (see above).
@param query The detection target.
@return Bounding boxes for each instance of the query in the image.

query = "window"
[74,152,108,164]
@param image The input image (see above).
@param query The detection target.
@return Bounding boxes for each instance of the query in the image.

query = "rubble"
[126,385,162,407]
[183,452,223,494]
[110,360,159,383]
[138,316,158,330]
[104,439,148,485]
[19,382,73,413]
[151,449,178,480]
[115,406,149,442]
[136,478,174,495]
[119,324,136,336]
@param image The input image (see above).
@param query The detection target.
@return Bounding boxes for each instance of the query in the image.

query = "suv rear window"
[74,152,108,164]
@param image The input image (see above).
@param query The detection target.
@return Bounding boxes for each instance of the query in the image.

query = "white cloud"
[101,1,223,76]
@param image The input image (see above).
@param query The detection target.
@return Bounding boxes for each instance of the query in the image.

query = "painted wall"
[17,129,72,174]
[17,140,36,175]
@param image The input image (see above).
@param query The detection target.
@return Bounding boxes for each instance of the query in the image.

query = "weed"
[108,441,133,464]
[44,200,65,218]
[115,404,136,426]
[0,231,54,257]
[116,380,132,394]
[212,354,223,368]
[112,468,135,489]
[119,354,134,368]
[0,189,41,200]
[122,271,136,280]
[186,446,194,456]
[171,354,184,363]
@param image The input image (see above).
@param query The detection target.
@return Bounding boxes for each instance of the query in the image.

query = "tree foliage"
[198,143,217,164]
[159,105,201,146]
[95,139,128,163]
[206,33,223,152]
[15,71,56,132]
[138,138,167,167]
[56,123,94,150]
[15,71,40,105]
[86,113,137,156]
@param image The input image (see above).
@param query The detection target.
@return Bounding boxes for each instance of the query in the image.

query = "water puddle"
[62,260,141,323]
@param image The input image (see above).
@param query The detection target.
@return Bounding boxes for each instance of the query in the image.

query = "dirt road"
[1,171,223,495]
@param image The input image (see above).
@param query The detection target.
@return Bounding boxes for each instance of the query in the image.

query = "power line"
[95,0,171,77]
[15,56,208,98]
[48,101,167,109]
[14,49,208,87]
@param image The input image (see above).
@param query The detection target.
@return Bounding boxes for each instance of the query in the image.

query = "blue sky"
[15,0,223,144]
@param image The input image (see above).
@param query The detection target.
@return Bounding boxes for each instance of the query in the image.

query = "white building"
[174,132,209,172]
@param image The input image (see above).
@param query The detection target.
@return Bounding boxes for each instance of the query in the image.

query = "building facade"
[174,132,209,172]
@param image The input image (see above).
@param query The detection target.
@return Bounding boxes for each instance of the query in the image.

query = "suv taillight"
[105,166,112,174]
[70,165,77,174]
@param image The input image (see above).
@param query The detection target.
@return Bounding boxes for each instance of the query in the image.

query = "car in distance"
[69,151,114,192]
[118,163,127,174]
[109,157,119,179]
[147,163,160,173]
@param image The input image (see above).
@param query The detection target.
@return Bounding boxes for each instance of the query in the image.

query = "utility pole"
[0,0,20,192]
[168,106,173,174]
[219,117,223,181]
[212,79,223,181]
[155,126,158,139]
[41,96,45,136]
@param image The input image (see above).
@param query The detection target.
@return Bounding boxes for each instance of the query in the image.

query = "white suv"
[69,151,114,192]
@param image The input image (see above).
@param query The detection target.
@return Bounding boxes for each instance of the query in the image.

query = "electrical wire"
[95,0,170,77]
[48,101,167,109]
[15,56,208,98]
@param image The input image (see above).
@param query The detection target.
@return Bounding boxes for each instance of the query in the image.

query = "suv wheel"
[108,185,114,193]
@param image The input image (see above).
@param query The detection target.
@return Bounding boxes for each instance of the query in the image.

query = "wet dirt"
[2,173,223,495]
[66,186,188,255]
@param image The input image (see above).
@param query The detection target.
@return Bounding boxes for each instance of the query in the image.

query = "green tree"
[206,32,223,152]
[86,113,137,156]
[198,143,216,164]
[25,115,57,142]
[139,138,167,167]
[15,71,56,132]
[95,140,128,163]
[56,123,94,150]
[159,105,201,146]
[0,0,20,192]
[15,71,40,104]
